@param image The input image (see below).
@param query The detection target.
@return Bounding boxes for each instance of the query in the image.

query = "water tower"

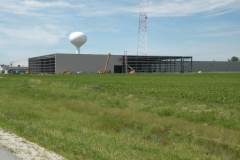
[69,32,87,54]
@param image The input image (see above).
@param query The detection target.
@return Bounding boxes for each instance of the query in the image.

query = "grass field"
[0,73,240,159]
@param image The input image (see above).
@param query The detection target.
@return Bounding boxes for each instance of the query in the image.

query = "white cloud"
[144,0,239,17]
[0,0,85,16]
[1,0,239,18]
[19,0,85,9]
[0,25,67,46]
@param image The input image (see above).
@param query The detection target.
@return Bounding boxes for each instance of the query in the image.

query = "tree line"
[228,56,239,62]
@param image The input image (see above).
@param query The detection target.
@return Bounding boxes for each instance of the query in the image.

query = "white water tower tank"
[69,32,87,54]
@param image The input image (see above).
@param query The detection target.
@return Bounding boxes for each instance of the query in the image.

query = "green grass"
[0,73,240,159]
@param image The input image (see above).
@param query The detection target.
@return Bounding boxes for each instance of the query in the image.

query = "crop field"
[0,73,240,159]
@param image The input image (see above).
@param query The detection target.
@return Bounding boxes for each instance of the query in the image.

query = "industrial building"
[28,53,193,74]
[5,53,240,74]
[10,59,28,67]
[0,64,8,74]
[1,62,28,74]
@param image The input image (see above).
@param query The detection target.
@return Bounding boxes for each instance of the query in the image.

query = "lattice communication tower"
[137,0,147,55]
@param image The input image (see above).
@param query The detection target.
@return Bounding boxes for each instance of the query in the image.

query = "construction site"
[27,53,192,74]
[4,53,240,75]
[1,0,239,74]
[26,53,192,74]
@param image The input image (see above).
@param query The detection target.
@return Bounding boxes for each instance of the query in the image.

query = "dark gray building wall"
[192,61,240,72]
[55,54,122,74]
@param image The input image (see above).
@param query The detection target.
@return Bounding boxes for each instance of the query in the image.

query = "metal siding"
[55,54,122,74]
[192,61,240,72]
[55,54,57,73]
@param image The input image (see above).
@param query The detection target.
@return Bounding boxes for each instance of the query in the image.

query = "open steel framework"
[122,56,192,73]
[29,54,55,74]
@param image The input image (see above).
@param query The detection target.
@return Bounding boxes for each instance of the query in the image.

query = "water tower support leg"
[76,47,80,54]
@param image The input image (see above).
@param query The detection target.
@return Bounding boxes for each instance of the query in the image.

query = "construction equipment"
[118,58,135,74]
[98,53,111,74]
[62,70,74,74]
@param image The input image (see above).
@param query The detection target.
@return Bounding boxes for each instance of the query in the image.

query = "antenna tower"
[137,0,147,55]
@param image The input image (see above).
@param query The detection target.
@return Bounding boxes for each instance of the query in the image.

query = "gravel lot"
[0,128,66,160]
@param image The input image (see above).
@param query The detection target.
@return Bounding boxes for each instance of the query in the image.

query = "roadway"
[0,145,20,160]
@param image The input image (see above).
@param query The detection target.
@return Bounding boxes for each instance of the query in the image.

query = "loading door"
[114,65,122,73]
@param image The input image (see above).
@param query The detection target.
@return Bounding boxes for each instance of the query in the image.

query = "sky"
[0,0,240,64]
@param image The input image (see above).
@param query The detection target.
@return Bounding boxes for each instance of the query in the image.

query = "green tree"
[228,56,239,62]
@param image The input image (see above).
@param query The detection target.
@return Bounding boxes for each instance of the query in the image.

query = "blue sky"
[0,0,240,64]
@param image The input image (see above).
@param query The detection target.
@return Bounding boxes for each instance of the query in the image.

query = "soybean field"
[0,73,239,160]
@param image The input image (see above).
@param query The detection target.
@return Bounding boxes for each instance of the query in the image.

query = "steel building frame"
[122,56,192,73]
[29,54,55,74]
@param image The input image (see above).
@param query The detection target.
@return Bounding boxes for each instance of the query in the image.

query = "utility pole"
[137,0,147,55]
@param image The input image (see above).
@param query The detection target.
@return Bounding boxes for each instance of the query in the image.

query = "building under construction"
[8,53,240,74]
[122,55,192,73]
[28,53,192,74]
